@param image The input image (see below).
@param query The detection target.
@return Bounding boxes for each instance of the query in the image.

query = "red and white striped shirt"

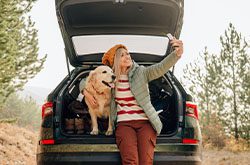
[115,75,148,122]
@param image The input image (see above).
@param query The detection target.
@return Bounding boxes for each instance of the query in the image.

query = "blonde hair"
[112,48,131,88]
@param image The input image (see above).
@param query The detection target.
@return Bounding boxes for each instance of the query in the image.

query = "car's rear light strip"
[186,101,198,120]
[182,138,199,144]
[40,139,55,145]
[42,102,53,119]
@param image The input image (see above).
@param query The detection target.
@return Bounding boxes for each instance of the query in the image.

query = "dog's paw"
[105,130,113,136]
[90,130,99,135]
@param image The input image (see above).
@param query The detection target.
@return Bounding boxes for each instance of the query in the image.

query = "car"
[36,0,202,164]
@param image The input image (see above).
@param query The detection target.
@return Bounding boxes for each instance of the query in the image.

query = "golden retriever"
[84,66,115,135]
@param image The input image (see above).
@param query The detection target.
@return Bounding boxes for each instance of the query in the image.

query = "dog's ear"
[88,70,97,83]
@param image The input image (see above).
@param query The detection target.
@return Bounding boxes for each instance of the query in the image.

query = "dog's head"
[88,66,116,90]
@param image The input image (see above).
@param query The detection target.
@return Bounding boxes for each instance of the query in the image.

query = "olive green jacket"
[110,51,180,135]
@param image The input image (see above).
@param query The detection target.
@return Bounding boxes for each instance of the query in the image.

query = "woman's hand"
[170,38,183,57]
[83,89,98,107]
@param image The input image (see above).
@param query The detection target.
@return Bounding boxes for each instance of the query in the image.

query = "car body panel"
[184,116,202,141]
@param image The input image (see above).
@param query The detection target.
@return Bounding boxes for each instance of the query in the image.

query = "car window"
[72,35,170,56]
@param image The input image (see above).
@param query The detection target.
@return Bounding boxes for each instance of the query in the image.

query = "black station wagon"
[36,0,202,164]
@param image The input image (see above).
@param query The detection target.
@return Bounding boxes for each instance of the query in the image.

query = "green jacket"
[110,51,180,135]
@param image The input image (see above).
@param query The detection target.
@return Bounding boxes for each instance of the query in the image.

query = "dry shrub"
[201,113,227,149]
[202,124,227,149]
[201,113,250,151]
[224,137,250,152]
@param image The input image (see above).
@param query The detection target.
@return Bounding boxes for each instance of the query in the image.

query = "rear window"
[72,35,170,56]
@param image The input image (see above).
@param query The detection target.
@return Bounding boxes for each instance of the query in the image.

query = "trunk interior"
[59,69,179,137]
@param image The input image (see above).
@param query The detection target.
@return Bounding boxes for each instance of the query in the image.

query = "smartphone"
[167,33,178,50]
[167,33,174,40]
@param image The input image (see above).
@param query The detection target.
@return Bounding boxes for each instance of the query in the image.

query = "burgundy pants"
[115,120,157,165]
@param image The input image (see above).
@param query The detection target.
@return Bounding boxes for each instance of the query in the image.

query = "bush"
[201,112,250,151]
[0,93,41,131]
[201,112,227,149]
[225,137,250,152]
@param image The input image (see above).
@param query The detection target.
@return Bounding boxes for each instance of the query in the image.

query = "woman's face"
[119,48,132,70]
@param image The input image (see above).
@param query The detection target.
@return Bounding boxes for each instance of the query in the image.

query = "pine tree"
[0,0,46,105]
[217,23,250,140]
[182,48,224,125]
[182,23,250,141]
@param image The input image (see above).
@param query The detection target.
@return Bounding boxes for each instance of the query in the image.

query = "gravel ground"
[202,150,250,165]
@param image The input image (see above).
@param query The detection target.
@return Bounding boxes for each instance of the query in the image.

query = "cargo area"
[58,70,179,137]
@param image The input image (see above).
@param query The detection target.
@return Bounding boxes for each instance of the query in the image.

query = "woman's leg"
[137,121,157,165]
[115,122,138,165]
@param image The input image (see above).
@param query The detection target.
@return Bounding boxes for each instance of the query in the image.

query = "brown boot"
[75,118,84,134]
[65,118,75,134]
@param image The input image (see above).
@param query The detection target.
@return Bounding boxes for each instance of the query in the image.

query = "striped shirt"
[115,75,148,122]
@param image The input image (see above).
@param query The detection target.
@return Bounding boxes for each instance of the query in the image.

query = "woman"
[83,38,183,165]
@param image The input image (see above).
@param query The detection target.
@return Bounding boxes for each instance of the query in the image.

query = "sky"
[26,0,250,90]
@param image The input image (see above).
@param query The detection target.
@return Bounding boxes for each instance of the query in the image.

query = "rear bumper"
[37,152,120,165]
[37,151,202,165]
[37,140,202,165]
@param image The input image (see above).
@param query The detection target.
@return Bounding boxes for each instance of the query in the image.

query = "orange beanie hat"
[102,44,127,67]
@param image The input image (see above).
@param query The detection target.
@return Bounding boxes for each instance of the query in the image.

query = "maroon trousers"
[115,120,157,165]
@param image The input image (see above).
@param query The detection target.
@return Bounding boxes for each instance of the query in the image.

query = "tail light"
[182,138,199,144]
[42,102,53,119]
[40,102,54,145]
[183,102,200,144]
[40,139,55,145]
[186,101,198,120]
